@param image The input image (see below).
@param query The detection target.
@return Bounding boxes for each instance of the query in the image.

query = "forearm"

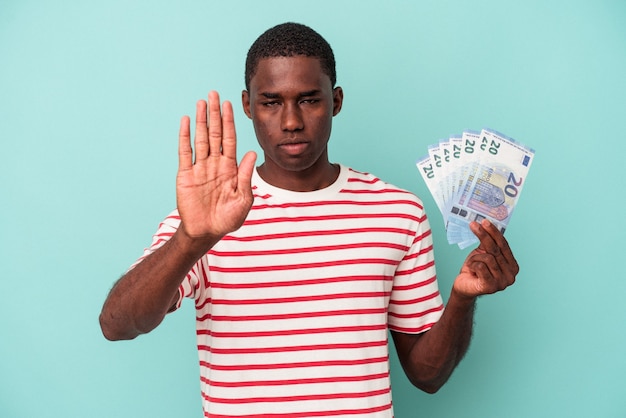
[394,220,518,393]
[99,227,217,340]
[394,290,476,393]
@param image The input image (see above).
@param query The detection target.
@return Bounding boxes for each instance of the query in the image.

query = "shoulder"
[341,166,425,208]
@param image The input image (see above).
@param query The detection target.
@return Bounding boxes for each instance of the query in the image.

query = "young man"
[100,23,518,417]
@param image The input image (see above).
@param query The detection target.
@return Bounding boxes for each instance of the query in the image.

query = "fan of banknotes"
[416,128,535,249]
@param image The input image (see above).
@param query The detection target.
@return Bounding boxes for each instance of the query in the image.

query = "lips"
[278,140,309,155]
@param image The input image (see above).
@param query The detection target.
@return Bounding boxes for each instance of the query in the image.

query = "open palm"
[176,91,257,242]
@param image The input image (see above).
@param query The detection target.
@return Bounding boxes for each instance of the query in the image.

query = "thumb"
[237,151,257,193]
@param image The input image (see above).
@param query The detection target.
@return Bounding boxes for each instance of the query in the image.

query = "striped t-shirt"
[139,165,444,417]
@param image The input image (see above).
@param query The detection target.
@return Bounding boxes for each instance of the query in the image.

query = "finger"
[466,253,502,279]
[194,100,209,162]
[474,219,519,275]
[471,220,504,257]
[466,253,514,292]
[237,151,257,192]
[483,220,519,275]
[208,90,223,157]
[221,100,237,159]
[470,221,497,254]
[469,221,518,286]
[178,115,192,170]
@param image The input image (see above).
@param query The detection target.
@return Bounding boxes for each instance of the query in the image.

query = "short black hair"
[245,22,336,90]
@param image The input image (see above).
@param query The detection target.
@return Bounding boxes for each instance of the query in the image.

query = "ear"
[332,86,343,116]
[242,90,252,119]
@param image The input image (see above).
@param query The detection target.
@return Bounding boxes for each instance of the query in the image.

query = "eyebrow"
[298,89,322,97]
[259,89,322,99]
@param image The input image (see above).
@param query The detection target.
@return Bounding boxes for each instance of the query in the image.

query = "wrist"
[448,288,477,310]
[173,224,220,257]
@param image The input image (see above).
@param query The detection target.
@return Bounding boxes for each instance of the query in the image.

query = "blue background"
[1,1,625,417]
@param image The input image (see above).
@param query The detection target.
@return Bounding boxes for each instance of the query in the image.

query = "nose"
[281,103,304,132]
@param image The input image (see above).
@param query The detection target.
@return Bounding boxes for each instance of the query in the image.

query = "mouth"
[278,140,309,155]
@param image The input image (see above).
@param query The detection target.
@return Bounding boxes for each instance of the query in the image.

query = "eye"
[262,101,280,107]
[300,99,319,105]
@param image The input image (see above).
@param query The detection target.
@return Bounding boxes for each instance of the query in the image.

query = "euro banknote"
[416,128,535,249]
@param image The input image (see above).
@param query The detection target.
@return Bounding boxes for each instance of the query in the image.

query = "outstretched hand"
[176,91,257,243]
[453,219,519,300]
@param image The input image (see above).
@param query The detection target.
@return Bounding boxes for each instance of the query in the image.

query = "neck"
[257,161,340,192]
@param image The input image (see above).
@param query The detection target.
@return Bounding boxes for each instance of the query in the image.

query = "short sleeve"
[128,210,202,311]
[388,210,444,334]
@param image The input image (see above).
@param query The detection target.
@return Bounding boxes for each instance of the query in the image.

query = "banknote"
[416,154,444,215]
[416,128,534,249]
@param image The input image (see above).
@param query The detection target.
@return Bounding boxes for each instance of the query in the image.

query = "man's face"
[242,56,343,177]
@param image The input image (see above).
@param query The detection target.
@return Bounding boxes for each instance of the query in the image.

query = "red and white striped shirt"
[138,165,443,417]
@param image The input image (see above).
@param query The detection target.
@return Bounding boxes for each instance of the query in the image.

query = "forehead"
[249,56,332,93]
